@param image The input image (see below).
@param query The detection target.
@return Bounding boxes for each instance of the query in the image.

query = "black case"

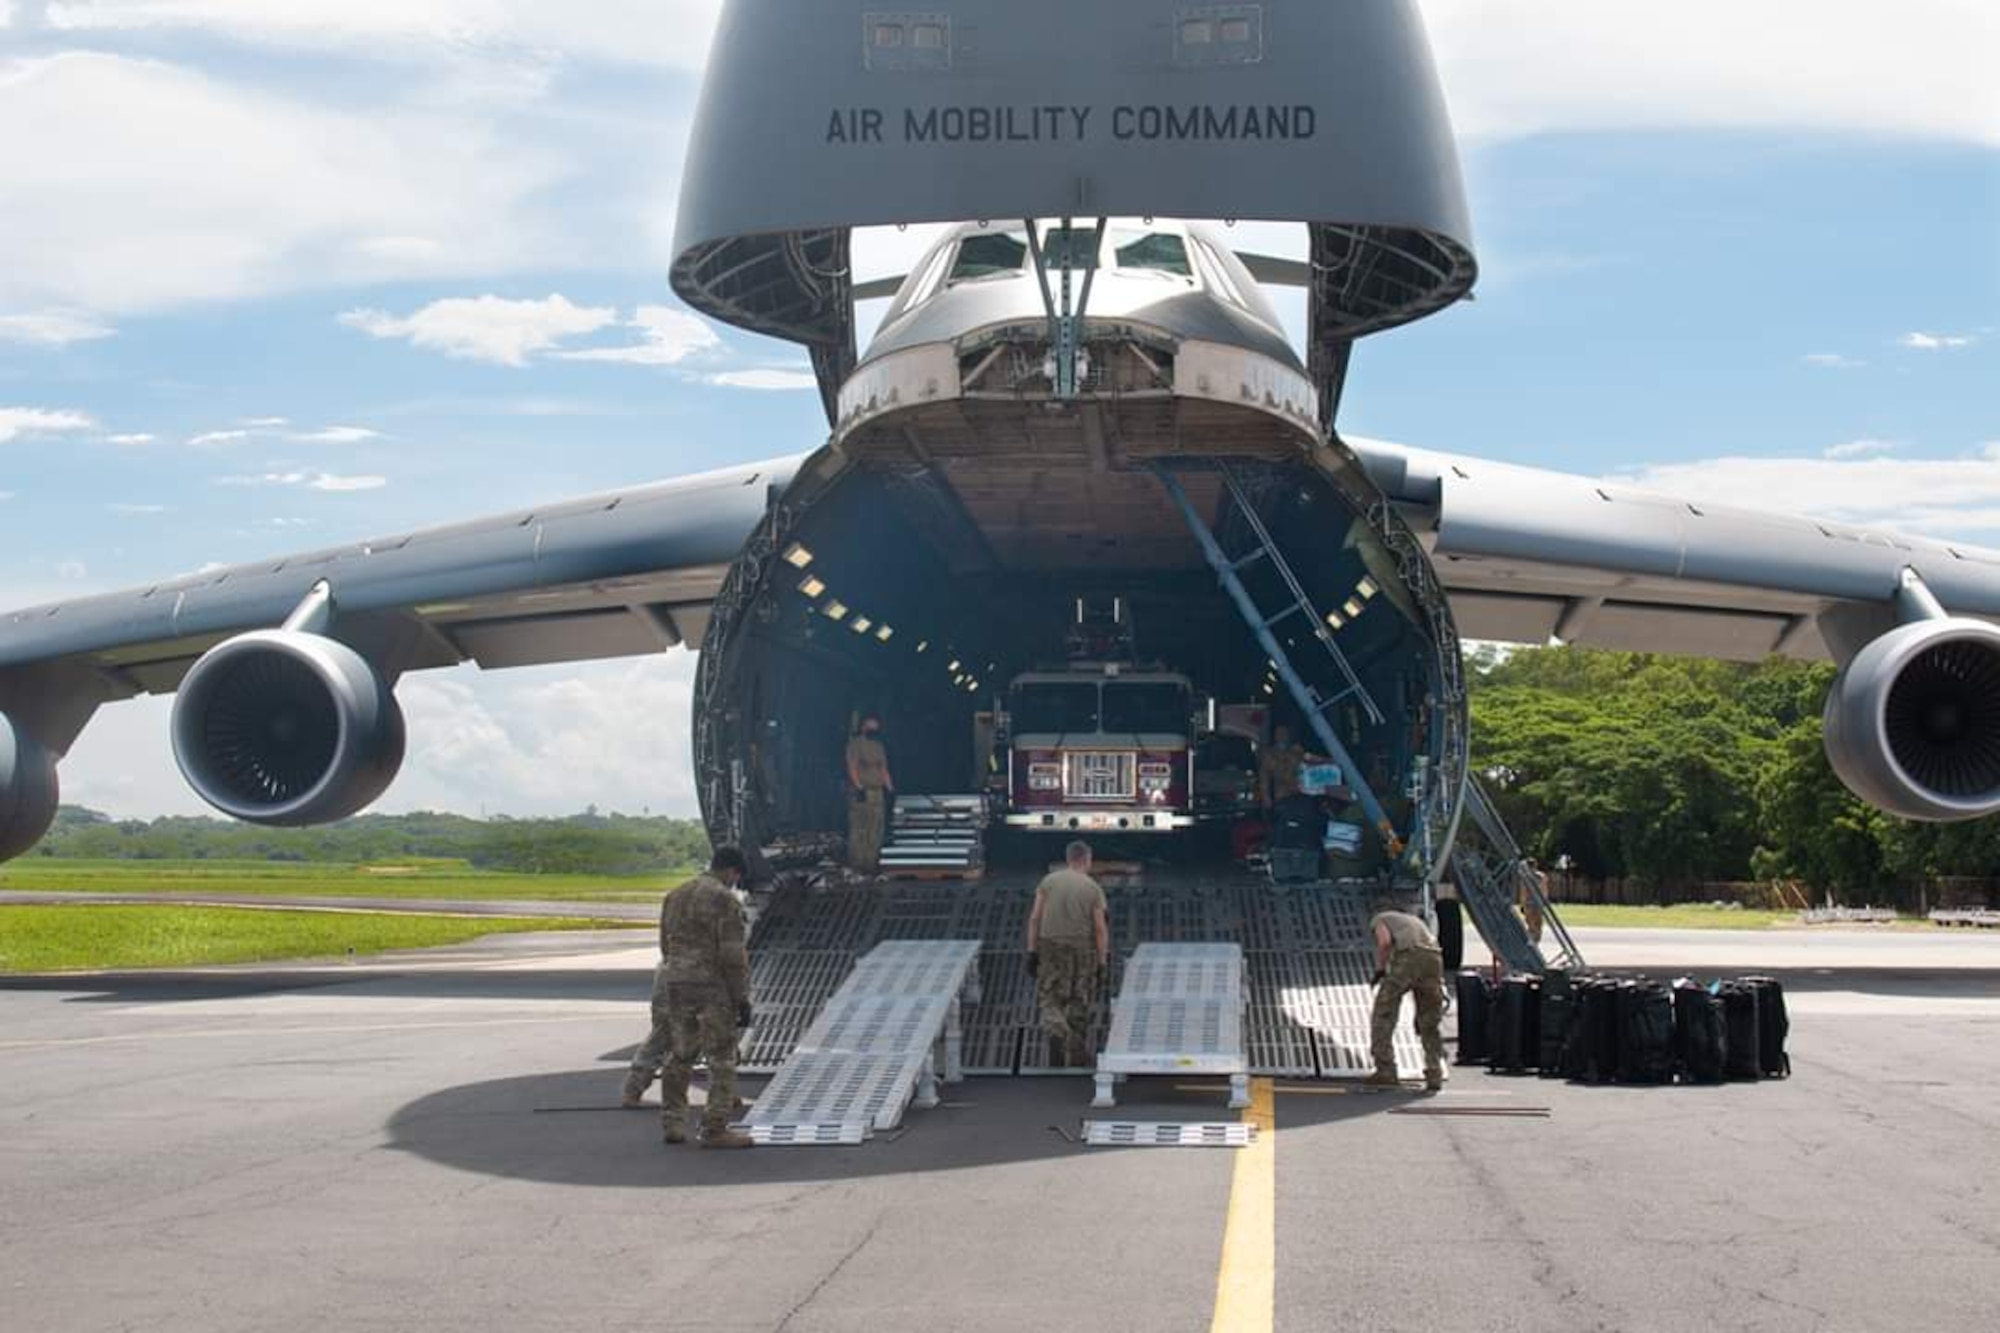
[1718,982,1763,1081]
[1741,975,1792,1078]
[1672,981,1729,1084]
[1615,980,1676,1084]
[1567,978,1623,1084]
[1537,970,1575,1078]
[1454,970,1493,1066]
[1269,794,1326,852]
[1488,974,1541,1074]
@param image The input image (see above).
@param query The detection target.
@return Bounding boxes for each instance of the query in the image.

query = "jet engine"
[1823,618,2000,821]
[1,711,61,861]
[170,630,405,825]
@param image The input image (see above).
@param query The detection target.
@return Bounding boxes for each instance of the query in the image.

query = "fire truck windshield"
[1011,682,1101,734]
[1101,682,1189,735]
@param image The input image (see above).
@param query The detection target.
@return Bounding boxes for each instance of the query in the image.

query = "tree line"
[28,806,713,877]
[1470,645,1999,901]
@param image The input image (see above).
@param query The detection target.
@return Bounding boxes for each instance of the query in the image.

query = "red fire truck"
[1000,666,1198,836]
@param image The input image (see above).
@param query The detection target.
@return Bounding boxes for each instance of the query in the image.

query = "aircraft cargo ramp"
[744,868,1433,1080]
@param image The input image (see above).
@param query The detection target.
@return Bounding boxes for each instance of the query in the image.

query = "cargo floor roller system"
[744,870,1433,1085]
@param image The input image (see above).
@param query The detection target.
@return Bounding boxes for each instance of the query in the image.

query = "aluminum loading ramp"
[1091,943,1250,1111]
[735,939,981,1145]
[744,871,1431,1081]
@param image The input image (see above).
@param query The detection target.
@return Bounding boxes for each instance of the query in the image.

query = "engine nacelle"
[1,711,61,860]
[1823,618,2000,821]
[171,630,405,826]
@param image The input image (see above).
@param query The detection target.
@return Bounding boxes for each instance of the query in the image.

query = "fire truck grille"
[1065,751,1136,801]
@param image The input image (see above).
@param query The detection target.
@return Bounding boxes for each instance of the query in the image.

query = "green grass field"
[0,858,690,904]
[0,904,637,973]
[1552,904,1801,931]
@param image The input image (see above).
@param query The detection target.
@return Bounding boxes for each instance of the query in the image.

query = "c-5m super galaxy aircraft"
[5,2,1999,955]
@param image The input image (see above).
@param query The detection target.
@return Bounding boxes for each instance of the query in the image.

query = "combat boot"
[699,1125,754,1150]
[1423,1071,1444,1093]
[661,1123,687,1145]
[1361,1068,1403,1089]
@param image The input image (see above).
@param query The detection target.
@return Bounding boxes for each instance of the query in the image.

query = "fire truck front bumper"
[1004,809,1198,833]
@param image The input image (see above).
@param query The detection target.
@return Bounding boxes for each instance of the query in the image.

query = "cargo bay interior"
[702,434,1448,875]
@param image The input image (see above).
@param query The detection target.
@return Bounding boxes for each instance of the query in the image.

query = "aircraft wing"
[0,457,803,750]
[1347,438,2000,663]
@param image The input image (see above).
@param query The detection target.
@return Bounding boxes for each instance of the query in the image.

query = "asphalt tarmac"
[2,926,1996,1332]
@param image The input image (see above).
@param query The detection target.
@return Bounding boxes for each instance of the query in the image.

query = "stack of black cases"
[1451,969,1790,1084]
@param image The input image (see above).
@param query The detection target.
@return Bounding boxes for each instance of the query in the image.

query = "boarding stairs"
[1151,460,1398,850]
[733,939,981,1145]
[879,794,987,877]
[1449,777,1584,974]
[1091,943,1251,1111]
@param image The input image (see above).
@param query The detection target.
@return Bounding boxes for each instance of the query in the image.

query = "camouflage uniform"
[1033,867,1107,1067]
[1037,940,1101,1068]
[1368,909,1446,1085]
[846,732,890,873]
[1260,740,1305,807]
[630,874,750,1139]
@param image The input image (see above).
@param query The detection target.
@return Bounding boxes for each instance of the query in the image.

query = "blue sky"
[1,1,1995,817]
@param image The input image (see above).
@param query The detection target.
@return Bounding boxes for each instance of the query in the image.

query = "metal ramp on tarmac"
[1091,943,1251,1111]
[744,872,1433,1082]
[735,940,981,1145]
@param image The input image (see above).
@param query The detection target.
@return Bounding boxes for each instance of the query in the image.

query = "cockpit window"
[1113,232,1193,278]
[1040,226,1101,271]
[948,232,1029,282]
[898,242,955,312]
[1191,239,1249,308]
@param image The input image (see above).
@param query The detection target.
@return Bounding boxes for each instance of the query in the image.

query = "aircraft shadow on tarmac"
[382,1068,1398,1188]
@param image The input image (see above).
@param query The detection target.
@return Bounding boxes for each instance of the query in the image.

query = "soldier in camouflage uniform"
[845,716,894,874]
[1364,899,1446,1092]
[1026,840,1110,1068]
[622,847,755,1148]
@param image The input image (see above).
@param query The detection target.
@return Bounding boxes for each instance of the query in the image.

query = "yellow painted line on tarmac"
[1209,1075,1276,1333]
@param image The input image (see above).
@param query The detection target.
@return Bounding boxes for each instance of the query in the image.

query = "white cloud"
[309,473,388,492]
[341,294,618,367]
[54,559,89,580]
[0,492,14,502]
[0,53,567,315]
[218,471,387,491]
[44,1,723,71]
[241,415,290,428]
[708,368,820,392]
[553,305,721,367]
[109,502,171,514]
[1802,353,1866,370]
[1823,439,1898,460]
[0,309,116,346]
[186,429,252,447]
[289,425,382,444]
[390,654,702,816]
[1616,444,2000,540]
[106,432,156,445]
[1899,332,1978,350]
[1422,0,2000,146]
[0,407,95,443]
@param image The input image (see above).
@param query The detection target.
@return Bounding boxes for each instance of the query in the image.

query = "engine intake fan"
[1824,618,2000,822]
[171,630,405,825]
